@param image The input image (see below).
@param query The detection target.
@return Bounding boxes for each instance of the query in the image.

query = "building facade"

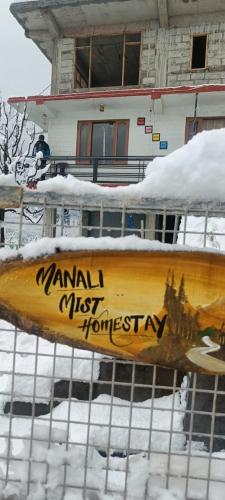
[9,0,225,163]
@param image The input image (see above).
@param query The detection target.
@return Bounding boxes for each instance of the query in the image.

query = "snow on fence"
[1,187,225,500]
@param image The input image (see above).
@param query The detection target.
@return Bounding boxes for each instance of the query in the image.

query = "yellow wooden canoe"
[1,249,225,374]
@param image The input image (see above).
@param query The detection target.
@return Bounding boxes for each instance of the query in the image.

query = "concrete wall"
[53,20,225,94]
[58,38,74,94]
[141,23,225,88]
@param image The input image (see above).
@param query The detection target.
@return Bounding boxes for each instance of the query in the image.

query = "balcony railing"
[46,155,158,185]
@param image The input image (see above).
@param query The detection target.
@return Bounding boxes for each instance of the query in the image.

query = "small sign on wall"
[145,125,153,134]
[152,133,160,141]
[160,141,168,150]
[137,117,145,126]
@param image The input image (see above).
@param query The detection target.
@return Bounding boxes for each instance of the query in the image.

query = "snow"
[0,234,223,265]
[177,216,225,250]
[0,319,187,500]
[1,128,225,498]
[0,321,225,499]
[1,128,225,203]
[32,129,225,202]
[11,0,36,3]
[0,331,100,404]
[0,173,16,186]
[0,383,225,500]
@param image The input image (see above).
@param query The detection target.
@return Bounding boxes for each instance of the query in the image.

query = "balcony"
[46,155,156,185]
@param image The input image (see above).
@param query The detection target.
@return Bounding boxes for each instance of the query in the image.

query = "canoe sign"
[1,249,225,374]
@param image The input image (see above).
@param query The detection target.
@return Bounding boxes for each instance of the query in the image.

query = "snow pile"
[0,173,16,186]
[177,216,225,250]
[0,320,224,499]
[11,0,36,3]
[44,392,185,453]
[1,128,225,201]
[0,320,187,500]
[0,330,100,404]
[0,301,224,499]
[0,391,225,499]
[0,234,223,265]
[32,128,225,202]
[144,128,225,200]
[0,387,185,499]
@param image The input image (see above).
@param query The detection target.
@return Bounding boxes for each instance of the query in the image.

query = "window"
[185,117,225,142]
[191,34,207,70]
[74,34,141,89]
[76,120,129,158]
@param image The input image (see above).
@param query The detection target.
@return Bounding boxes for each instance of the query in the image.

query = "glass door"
[91,122,114,157]
[76,120,129,161]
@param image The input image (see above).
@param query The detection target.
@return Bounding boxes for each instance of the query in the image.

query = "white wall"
[47,92,225,158]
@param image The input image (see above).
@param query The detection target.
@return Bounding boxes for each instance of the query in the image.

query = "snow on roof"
[35,128,225,202]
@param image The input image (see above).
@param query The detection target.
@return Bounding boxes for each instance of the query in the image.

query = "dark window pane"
[76,38,90,47]
[92,123,114,156]
[116,123,127,156]
[79,124,90,156]
[125,33,141,43]
[191,35,207,69]
[124,44,140,85]
[75,48,89,87]
[91,35,123,87]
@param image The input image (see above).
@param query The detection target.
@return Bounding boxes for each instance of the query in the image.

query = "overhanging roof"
[8,85,225,130]
[10,0,225,62]
[8,84,225,105]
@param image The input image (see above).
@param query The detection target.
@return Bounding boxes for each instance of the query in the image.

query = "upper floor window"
[74,33,141,89]
[191,34,207,70]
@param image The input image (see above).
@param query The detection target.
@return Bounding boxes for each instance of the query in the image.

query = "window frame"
[190,33,208,71]
[76,119,130,163]
[185,116,225,142]
[74,33,141,89]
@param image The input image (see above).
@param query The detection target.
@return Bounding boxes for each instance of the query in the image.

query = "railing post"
[92,157,98,183]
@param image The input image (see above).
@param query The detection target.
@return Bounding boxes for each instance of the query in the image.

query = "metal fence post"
[92,157,98,183]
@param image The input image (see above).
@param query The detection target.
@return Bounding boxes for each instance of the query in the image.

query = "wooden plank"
[0,186,23,208]
[1,249,225,374]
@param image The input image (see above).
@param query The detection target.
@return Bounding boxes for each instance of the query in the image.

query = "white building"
[9,0,225,179]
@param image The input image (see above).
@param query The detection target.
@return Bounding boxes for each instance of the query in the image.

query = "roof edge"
[10,1,40,15]
[10,0,124,15]
[7,84,225,105]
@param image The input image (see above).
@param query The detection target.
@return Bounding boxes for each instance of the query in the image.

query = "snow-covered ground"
[1,129,225,498]
[4,209,81,250]
[177,216,225,250]
[0,231,225,499]
[0,322,225,500]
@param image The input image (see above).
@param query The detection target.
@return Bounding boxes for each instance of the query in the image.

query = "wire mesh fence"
[0,191,225,499]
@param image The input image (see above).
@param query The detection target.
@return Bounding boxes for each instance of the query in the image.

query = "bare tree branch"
[0,98,42,245]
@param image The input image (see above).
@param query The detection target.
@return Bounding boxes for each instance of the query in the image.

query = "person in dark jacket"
[32,134,50,159]
[32,134,50,180]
